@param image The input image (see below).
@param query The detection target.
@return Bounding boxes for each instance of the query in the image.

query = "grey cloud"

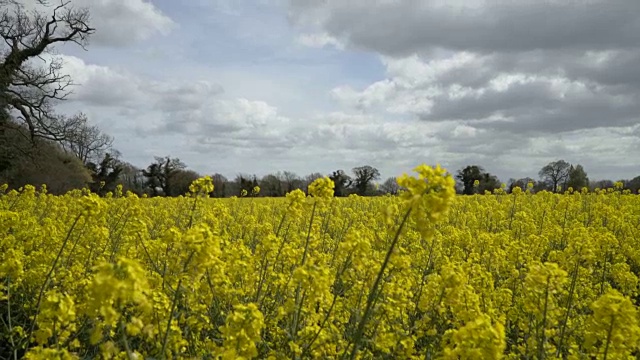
[423,78,640,133]
[478,99,640,134]
[295,0,640,140]
[57,55,228,115]
[424,80,560,121]
[291,0,640,56]
[330,52,640,137]
[484,50,640,91]
[152,81,225,112]
[568,51,640,88]
[147,97,295,155]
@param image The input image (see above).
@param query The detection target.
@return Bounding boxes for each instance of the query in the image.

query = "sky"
[24,0,640,181]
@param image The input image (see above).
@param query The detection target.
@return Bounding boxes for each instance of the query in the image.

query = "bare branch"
[60,113,114,164]
[0,0,94,143]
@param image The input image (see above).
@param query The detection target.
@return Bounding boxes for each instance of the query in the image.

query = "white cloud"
[82,0,175,46]
[11,0,638,182]
[296,32,344,49]
[330,53,640,134]
[452,125,478,138]
[17,0,175,46]
[51,55,145,107]
[48,53,639,181]
[156,98,291,137]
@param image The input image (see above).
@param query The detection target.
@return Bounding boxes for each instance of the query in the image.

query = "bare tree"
[0,0,94,141]
[61,112,113,164]
[352,165,380,196]
[590,179,614,191]
[260,173,284,196]
[118,161,145,195]
[280,171,302,193]
[507,177,536,193]
[210,173,227,197]
[538,160,571,193]
[380,177,399,195]
[303,172,324,194]
[227,173,258,196]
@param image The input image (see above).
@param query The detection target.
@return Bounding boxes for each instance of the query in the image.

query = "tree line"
[455,161,640,195]
[3,131,640,197]
[1,1,638,197]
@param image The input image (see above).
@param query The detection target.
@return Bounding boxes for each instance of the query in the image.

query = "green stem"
[603,315,615,360]
[301,202,317,266]
[6,277,17,360]
[291,202,318,342]
[275,212,287,237]
[187,195,198,229]
[348,206,412,360]
[300,294,337,358]
[161,277,182,359]
[24,213,82,348]
[161,250,195,358]
[301,254,352,358]
[556,260,579,357]
[537,278,550,360]
[120,319,134,360]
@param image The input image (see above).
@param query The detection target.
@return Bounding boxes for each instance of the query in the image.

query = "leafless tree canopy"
[60,112,114,164]
[538,160,571,193]
[0,0,94,141]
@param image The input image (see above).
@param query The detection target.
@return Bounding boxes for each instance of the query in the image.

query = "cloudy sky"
[37,0,640,181]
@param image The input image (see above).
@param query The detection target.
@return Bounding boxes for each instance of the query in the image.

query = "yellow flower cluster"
[189,176,214,196]
[1,168,640,359]
[217,303,264,359]
[307,177,334,199]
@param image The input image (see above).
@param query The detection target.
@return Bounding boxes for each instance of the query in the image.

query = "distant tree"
[0,0,94,142]
[456,165,501,194]
[508,177,536,193]
[566,164,589,191]
[532,182,549,193]
[210,173,228,198]
[61,113,113,164]
[167,169,200,196]
[479,172,501,193]
[281,171,303,193]
[260,173,284,197]
[86,153,122,196]
[142,156,187,196]
[118,162,145,195]
[380,177,400,195]
[330,169,352,197]
[590,179,615,191]
[0,125,91,194]
[352,165,380,196]
[456,165,484,195]
[624,176,640,193]
[18,149,91,194]
[303,172,324,194]
[538,160,571,193]
[455,165,492,194]
[234,174,258,196]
